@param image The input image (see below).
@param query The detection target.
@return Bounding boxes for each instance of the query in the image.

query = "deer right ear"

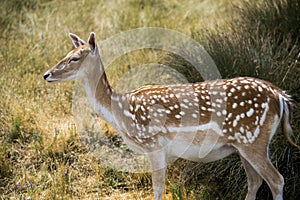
[87,32,98,54]
[69,33,86,48]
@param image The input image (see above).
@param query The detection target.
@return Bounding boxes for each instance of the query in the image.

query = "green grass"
[1,0,299,199]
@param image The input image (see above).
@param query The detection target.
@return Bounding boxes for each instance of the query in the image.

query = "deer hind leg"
[240,156,263,200]
[147,149,167,200]
[237,146,284,200]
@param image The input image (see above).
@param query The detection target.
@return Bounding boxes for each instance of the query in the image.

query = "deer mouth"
[43,72,59,83]
[46,80,58,83]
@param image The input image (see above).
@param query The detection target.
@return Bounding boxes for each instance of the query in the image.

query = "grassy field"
[1,0,299,199]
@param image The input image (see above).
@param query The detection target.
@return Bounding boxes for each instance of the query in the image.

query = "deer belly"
[167,136,235,162]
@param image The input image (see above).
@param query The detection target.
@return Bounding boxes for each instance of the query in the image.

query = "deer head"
[43,32,99,83]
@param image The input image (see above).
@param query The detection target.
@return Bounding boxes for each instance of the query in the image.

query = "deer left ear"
[69,33,86,48]
[88,32,98,54]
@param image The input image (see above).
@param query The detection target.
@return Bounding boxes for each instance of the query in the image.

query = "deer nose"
[43,72,51,80]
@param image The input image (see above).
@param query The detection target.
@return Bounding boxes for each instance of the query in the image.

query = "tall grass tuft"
[235,0,300,43]
[0,144,12,189]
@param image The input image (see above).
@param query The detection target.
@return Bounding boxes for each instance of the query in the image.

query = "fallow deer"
[44,32,297,200]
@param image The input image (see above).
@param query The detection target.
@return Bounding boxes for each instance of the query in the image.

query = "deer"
[44,32,297,200]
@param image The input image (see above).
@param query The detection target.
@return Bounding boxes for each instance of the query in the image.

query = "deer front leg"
[147,149,167,200]
[152,167,166,200]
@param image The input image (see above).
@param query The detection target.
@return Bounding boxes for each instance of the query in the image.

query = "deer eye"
[69,57,80,63]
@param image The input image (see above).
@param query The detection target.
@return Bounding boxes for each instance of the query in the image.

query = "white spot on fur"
[232,103,238,109]
[179,111,185,116]
[254,127,260,137]
[246,131,252,139]
[260,102,269,125]
[216,98,223,103]
[175,114,181,119]
[233,120,238,127]
[182,99,189,103]
[246,108,254,117]
[240,127,244,133]
[118,102,123,108]
[129,105,133,112]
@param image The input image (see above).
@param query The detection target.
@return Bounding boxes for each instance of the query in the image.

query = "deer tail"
[279,94,298,148]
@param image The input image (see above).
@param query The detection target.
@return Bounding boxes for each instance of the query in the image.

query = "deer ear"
[88,32,98,54]
[69,33,86,48]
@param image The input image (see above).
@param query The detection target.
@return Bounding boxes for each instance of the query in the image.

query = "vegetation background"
[0,0,299,199]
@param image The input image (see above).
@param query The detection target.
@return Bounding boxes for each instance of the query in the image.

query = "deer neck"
[81,57,118,128]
